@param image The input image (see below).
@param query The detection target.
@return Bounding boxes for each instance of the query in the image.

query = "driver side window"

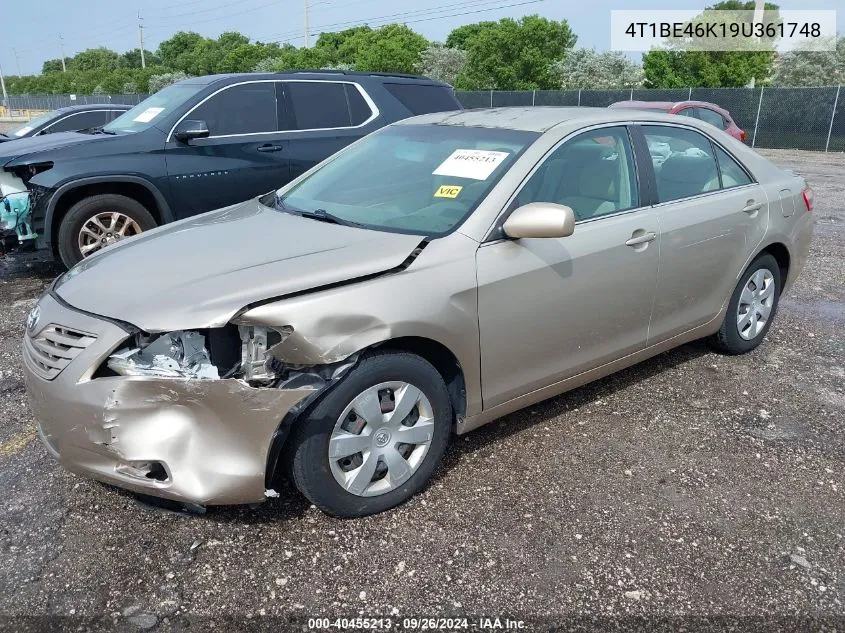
[516,126,639,222]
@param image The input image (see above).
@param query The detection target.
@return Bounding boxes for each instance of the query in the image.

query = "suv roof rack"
[276,69,432,80]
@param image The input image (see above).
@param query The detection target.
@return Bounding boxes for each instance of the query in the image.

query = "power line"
[143,0,281,31]
[270,0,544,44]
[142,0,268,24]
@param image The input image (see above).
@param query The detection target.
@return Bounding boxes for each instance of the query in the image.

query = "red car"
[609,100,747,142]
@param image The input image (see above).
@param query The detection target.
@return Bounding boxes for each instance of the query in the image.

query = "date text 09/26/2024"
[307,617,526,630]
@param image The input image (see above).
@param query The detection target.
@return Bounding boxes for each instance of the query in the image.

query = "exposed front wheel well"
[374,337,467,422]
[50,181,163,253]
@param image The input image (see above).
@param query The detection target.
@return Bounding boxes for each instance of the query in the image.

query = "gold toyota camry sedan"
[22,107,814,517]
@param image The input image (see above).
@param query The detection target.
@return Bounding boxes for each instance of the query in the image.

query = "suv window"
[383,83,460,115]
[677,108,697,118]
[643,125,719,202]
[517,126,638,222]
[697,107,727,130]
[45,110,107,133]
[714,145,752,188]
[191,82,278,136]
[284,81,371,130]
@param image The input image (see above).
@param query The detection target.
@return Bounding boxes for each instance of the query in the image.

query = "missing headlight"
[108,330,220,379]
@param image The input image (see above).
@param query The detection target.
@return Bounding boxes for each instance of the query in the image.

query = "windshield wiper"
[86,127,117,135]
[298,208,365,228]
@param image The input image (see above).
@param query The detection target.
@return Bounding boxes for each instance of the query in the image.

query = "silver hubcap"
[78,212,142,257]
[328,381,434,497]
[737,268,775,340]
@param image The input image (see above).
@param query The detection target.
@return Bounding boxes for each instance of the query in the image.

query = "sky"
[1,0,842,76]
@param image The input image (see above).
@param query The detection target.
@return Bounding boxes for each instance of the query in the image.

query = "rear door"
[164,81,289,218]
[636,124,768,343]
[279,80,378,181]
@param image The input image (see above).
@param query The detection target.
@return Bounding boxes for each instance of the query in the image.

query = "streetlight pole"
[0,63,8,106]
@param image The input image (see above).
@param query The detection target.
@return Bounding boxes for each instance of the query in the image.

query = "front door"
[164,81,289,219]
[638,125,769,343]
[477,126,660,409]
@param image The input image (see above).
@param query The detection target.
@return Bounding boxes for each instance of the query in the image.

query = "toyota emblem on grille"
[26,305,41,332]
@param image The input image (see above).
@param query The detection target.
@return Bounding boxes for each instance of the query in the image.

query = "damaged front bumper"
[0,172,36,248]
[22,293,316,506]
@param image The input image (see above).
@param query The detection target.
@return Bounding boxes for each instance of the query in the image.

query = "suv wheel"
[289,352,452,517]
[57,194,157,268]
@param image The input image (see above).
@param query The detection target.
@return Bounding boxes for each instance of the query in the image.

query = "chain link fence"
[0,94,148,117]
[457,86,844,152]
[2,87,842,152]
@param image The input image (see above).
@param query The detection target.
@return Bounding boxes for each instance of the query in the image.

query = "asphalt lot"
[0,147,842,631]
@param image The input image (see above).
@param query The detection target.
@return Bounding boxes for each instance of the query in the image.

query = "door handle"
[257,144,283,152]
[625,231,657,246]
[742,201,763,213]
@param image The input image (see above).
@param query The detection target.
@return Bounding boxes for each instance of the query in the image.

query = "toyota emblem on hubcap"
[26,305,41,332]
[374,429,391,448]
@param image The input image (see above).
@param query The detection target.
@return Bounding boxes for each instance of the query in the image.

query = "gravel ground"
[0,148,842,632]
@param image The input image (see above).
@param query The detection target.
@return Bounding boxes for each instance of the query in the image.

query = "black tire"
[289,351,452,518]
[710,253,781,355]
[57,194,157,268]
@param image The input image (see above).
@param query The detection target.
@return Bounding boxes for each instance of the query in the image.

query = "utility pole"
[0,63,7,106]
[11,47,21,76]
[138,12,146,68]
[59,34,67,72]
[748,0,766,87]
[303,0,310,48]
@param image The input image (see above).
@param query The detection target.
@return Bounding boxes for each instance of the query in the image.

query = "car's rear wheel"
[57,194,157,268]
[710,253,781,354]
[289,351,452,517]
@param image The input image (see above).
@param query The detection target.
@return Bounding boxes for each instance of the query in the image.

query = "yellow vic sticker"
[434,185,463,198]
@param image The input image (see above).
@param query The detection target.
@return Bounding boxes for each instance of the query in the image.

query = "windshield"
[11,111,54,136]
[104,83,205,134]
[277,124,538,236]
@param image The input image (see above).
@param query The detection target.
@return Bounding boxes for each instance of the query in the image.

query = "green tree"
[772,36,845,86]
[446,15,576,90]
[416,44,467,86]
[42,59,64,74]
[68,47,122,72]
[120,48,161,69]
[552,49,644,89]
[642,1,779,88]
[156,31,206,70]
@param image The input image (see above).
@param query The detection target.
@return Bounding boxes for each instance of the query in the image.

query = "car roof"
[189,71,447,87]
[53,103,133,113]
[397,106,694,133]
[610,100,730,115]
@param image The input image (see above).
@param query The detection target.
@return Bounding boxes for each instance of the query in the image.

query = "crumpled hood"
[0,131,107,166]
[54,199,424,332]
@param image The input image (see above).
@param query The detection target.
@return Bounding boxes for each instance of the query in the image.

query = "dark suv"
[0,104,132,143]
[0,71,462,267]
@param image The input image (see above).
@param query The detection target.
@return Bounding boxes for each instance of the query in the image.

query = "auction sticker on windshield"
[433,149,509,180]
[434,185,463,198]
[133,107,165,123]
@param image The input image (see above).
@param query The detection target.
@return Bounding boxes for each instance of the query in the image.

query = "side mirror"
[174,119,210,143]
[503,202,575,239]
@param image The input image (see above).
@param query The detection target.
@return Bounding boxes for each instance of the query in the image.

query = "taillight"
[802,188,814,212]
[740,130,747,142]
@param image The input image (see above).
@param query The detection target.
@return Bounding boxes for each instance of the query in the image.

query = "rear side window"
[643,125,720,203]
[714,146,752,188]
[284,81,374,130]
[191,82,278,136]
[46,110,108,133]
[697,107,728,130]
[383,83,460,115]
[677,108,697,119]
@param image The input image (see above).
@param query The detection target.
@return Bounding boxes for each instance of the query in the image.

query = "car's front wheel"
[57,194,157,268]
[289,351,452,517]
[711,252,781,354]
